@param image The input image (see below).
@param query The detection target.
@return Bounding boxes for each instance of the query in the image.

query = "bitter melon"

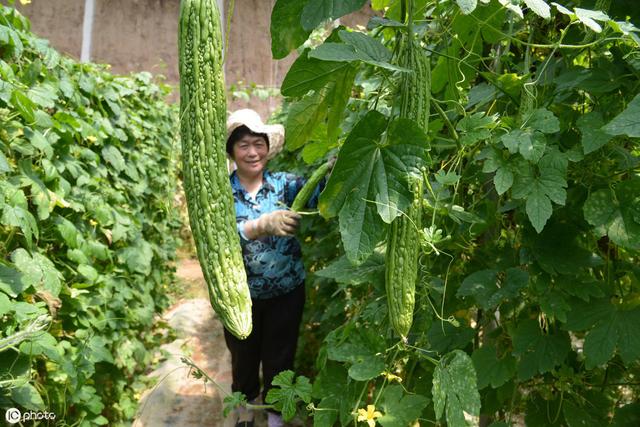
[385,32,430,339]
[291,160,331,212]
[178,0,252,339]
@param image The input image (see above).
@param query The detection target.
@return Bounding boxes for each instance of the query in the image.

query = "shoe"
[267,413,284,427]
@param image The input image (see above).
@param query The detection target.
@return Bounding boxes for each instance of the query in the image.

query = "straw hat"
[226,109,285,159]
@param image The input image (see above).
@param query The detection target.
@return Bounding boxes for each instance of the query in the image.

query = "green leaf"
[78,264,99,283]
[0,151,11,173]
[526,108,560,134]
[2,205,38,248]
[281,51,351,98]
[19,331,62,363]
[501,129,530,154]
[456,0,478,15]
[511,319,570,379]
[456,113,496,146]
[583,179,640,250]
[427,320,475,353]
[223,392,248,417]
[582,307,640,368]
[265,370,312,421]
[12,248,63,297]
[602,93,640,137]
[577,112,613,154]
[270,0,312,59]
[523,0,551,19]
[285,66,355,150]
[457,268,528,310]
[118,239,153,275]
[612,403,640,427]
[494,167,513,195]
[0,291,11,316]
[300,0,368,31]
[55,216,81,248]
[0,264,27,297]
[526,183,552,233]
[432,350,481,427]
[319,111,429,262]
[314,253,384,285]
[10,89,36,123]
[101,145,126,172]
[348,354,385,381]
[28,83,58,109]
[471,346,516,389]
[378,385,429,427]
[309,41,403,72]
[11,383,45,411]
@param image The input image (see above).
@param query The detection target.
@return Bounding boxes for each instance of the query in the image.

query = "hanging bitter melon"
[178,0,252,339]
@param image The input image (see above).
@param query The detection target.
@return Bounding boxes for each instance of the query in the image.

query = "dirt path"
[133,259,267,427]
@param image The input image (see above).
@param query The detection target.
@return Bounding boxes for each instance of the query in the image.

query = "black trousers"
[223,284,305,404]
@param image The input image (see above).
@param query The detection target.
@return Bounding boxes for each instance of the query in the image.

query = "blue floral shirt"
[231,170,323,299]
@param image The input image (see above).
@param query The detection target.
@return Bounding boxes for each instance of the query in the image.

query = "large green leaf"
[318,111,429,263]
[602,93,640,137]
[281,50,351,98]
[577,112,612,154]
[12,248,63,297]
[378,385,429,427]
[471,346,516,389]
[511,319,570,379]
[457,268,528,310]
[573,303,640,368]
[0,264,27,297]
[265,370,312,421]
[300,0,368,31]
[583,178,640,250]
[432,350,481,427]
[309,30,403,72]
[270,0,312,59]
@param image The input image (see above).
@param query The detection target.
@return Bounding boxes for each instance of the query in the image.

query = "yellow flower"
[382,371,403,383]
[357,405,383,427]
[20,0,32,5]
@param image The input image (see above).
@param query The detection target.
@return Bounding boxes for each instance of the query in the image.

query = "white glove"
[246,210,301,238]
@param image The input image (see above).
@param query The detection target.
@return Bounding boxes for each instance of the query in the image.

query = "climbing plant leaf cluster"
[263,0,640,425]
[0,5,180,425]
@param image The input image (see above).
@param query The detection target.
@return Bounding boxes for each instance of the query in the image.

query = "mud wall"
[6,0,372,118]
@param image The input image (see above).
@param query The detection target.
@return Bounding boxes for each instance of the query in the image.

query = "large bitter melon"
[178,0,252,339]
[385,35,430,339]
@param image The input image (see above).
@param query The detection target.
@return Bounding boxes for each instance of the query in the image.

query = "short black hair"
[226,125,270,157]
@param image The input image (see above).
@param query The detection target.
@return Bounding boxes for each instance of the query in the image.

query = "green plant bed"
[0,4,181,425]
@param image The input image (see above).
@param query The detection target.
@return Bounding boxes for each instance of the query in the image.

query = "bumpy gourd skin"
[386,39,430,339]
[386,178,423,339]
[178,0,252,339]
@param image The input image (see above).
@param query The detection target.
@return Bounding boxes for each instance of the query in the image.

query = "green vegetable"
[291,160,331,212]
[385,32,430,339]
[385,177,423,339]
[178,0,252,339]
[399,39,431,133]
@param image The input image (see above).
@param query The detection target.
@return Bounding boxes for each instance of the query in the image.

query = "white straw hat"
[226,109,285,159]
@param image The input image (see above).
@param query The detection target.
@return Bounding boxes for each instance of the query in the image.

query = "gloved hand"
[249,210,301,238]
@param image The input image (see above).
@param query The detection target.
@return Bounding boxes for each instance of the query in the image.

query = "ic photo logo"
[5,408,57,424]
[5,408,21,424]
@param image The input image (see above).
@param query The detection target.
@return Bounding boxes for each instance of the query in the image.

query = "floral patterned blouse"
[231,169,322,299]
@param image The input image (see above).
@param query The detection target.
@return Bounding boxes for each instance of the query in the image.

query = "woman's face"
[232,134,269,177]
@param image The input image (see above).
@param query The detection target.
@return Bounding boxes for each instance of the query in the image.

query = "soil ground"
[133,259,268,427]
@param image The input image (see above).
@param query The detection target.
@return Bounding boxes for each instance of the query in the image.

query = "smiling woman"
[222,108,331,427]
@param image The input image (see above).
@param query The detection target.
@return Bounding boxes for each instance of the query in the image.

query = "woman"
[224,109,324,427]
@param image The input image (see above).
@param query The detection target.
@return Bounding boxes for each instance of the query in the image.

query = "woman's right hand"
[248,210,301,238]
